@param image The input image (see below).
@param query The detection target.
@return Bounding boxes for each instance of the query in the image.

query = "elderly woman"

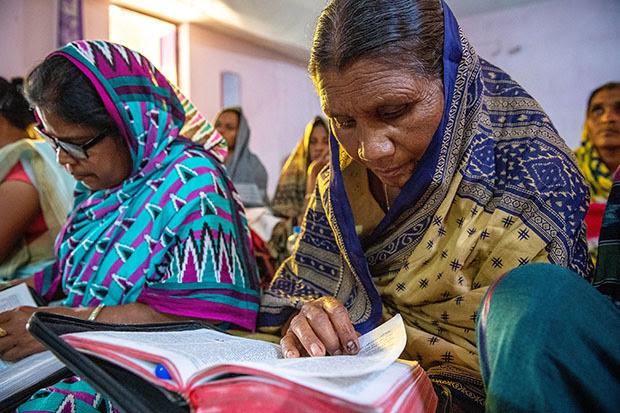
[272,116,330,219]
[574,82,620,261]
[213,106,269,208]
[0,77,74,280]
[261,1,619,411]
[0,41,260,412]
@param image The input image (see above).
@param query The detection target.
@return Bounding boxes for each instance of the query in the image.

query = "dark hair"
[312,117,328,131]
[309,0,444,83]
[0,77,36,129]
[588,82,620,109]
[24,55,120,139]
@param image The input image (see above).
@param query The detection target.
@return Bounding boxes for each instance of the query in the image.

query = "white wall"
[0,0,57,78]
[0,0,108,77]
[0,0,322,198]
[180,24,322,197]
[454,0,620,149]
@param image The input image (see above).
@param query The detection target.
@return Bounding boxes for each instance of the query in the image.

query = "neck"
[598,148,620,175]
[368,172,399,212]
[224,148,235,164]
[0,120,29,149]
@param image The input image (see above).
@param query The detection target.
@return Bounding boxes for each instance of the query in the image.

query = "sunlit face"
[308,123,329,162]
[37,109,132,191]
[317,59,444,189]
[586,88,620,154]
[215,110,240,152]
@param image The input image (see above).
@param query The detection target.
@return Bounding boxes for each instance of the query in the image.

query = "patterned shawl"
[575,126,613,204]
[215,107,268,208]
[33,41,260,331]
[593,166,620,308]
[260,3,591,374]
[272,116,328,218]
[0,135,74,279]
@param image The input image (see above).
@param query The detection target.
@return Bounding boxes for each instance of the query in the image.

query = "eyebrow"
[43,129,99,143]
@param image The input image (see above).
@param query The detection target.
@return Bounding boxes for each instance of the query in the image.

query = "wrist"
[88,303,106,321]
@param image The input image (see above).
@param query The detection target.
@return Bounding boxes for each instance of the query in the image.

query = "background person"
[0,77,74,280]
[574,81,620,262]
[272,116,330,220]
[214,106,269,208]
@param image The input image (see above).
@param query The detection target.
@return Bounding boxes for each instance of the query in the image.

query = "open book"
[61,314,437,412]
[0,283,67,405]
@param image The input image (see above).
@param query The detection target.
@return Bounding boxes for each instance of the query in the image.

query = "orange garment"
[3,160,47,242]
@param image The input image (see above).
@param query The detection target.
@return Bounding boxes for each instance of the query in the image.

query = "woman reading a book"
[0,41,260,412]
[260,0,619,411]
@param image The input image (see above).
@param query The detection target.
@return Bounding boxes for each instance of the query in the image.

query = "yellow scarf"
[574,126,612,204]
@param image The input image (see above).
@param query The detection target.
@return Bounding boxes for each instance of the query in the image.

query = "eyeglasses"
[34,124,108,160]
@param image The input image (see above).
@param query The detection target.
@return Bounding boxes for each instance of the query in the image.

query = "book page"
[0,282,36,312]
[63,314,406,389]
[250,313,406,378]
[0,283,38,371]
[0,351,65,401]
[0,283,66,402]
[63,328,282,386]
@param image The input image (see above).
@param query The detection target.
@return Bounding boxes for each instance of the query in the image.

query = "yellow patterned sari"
[260,3,591,407]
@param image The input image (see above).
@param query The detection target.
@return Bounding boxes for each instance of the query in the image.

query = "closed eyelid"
[378,104,408,116]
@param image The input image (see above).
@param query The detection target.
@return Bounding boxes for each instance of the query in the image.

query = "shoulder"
[165,144,227,181]
[472,61,585,197]
[3,160,31,184]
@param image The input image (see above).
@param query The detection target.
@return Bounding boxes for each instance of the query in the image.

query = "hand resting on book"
[281,296,360,358]
[0,305,46,362]
[0,300,219,362]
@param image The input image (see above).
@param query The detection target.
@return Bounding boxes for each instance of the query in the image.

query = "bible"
[0,283,69,409]
[37,313,437,412]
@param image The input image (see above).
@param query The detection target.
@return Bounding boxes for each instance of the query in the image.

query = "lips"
[71,173,91,181]
[602,127,620,135]
[372,165,405,179]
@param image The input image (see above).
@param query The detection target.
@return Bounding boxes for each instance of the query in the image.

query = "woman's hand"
[0,306,46,362]
[0,300,210,362]
[280,297,359,358]
[307,153,329,190]
[0,304,92,362]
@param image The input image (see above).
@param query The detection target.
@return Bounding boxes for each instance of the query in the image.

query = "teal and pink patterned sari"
[19,41,259,412]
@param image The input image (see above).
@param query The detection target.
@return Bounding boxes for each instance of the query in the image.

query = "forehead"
[590,88,620,106]
[217,111,239,125]
[317,59,425,116]
[311,123,327,135]
[37,108,96,137]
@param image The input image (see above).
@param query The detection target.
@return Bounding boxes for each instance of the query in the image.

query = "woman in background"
[214,107,269,208]
[575,81,620,263]
[272,116,329,220]
[0,77,73,280]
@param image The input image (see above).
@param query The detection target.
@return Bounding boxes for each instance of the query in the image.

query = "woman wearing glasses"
[0,77,74,281]
[0,41,260,413]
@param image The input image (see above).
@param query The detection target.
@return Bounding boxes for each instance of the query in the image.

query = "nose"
[56,147,77,166]
[357,129,395,162]
[317,140,329,152]
[601,108,619,123]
